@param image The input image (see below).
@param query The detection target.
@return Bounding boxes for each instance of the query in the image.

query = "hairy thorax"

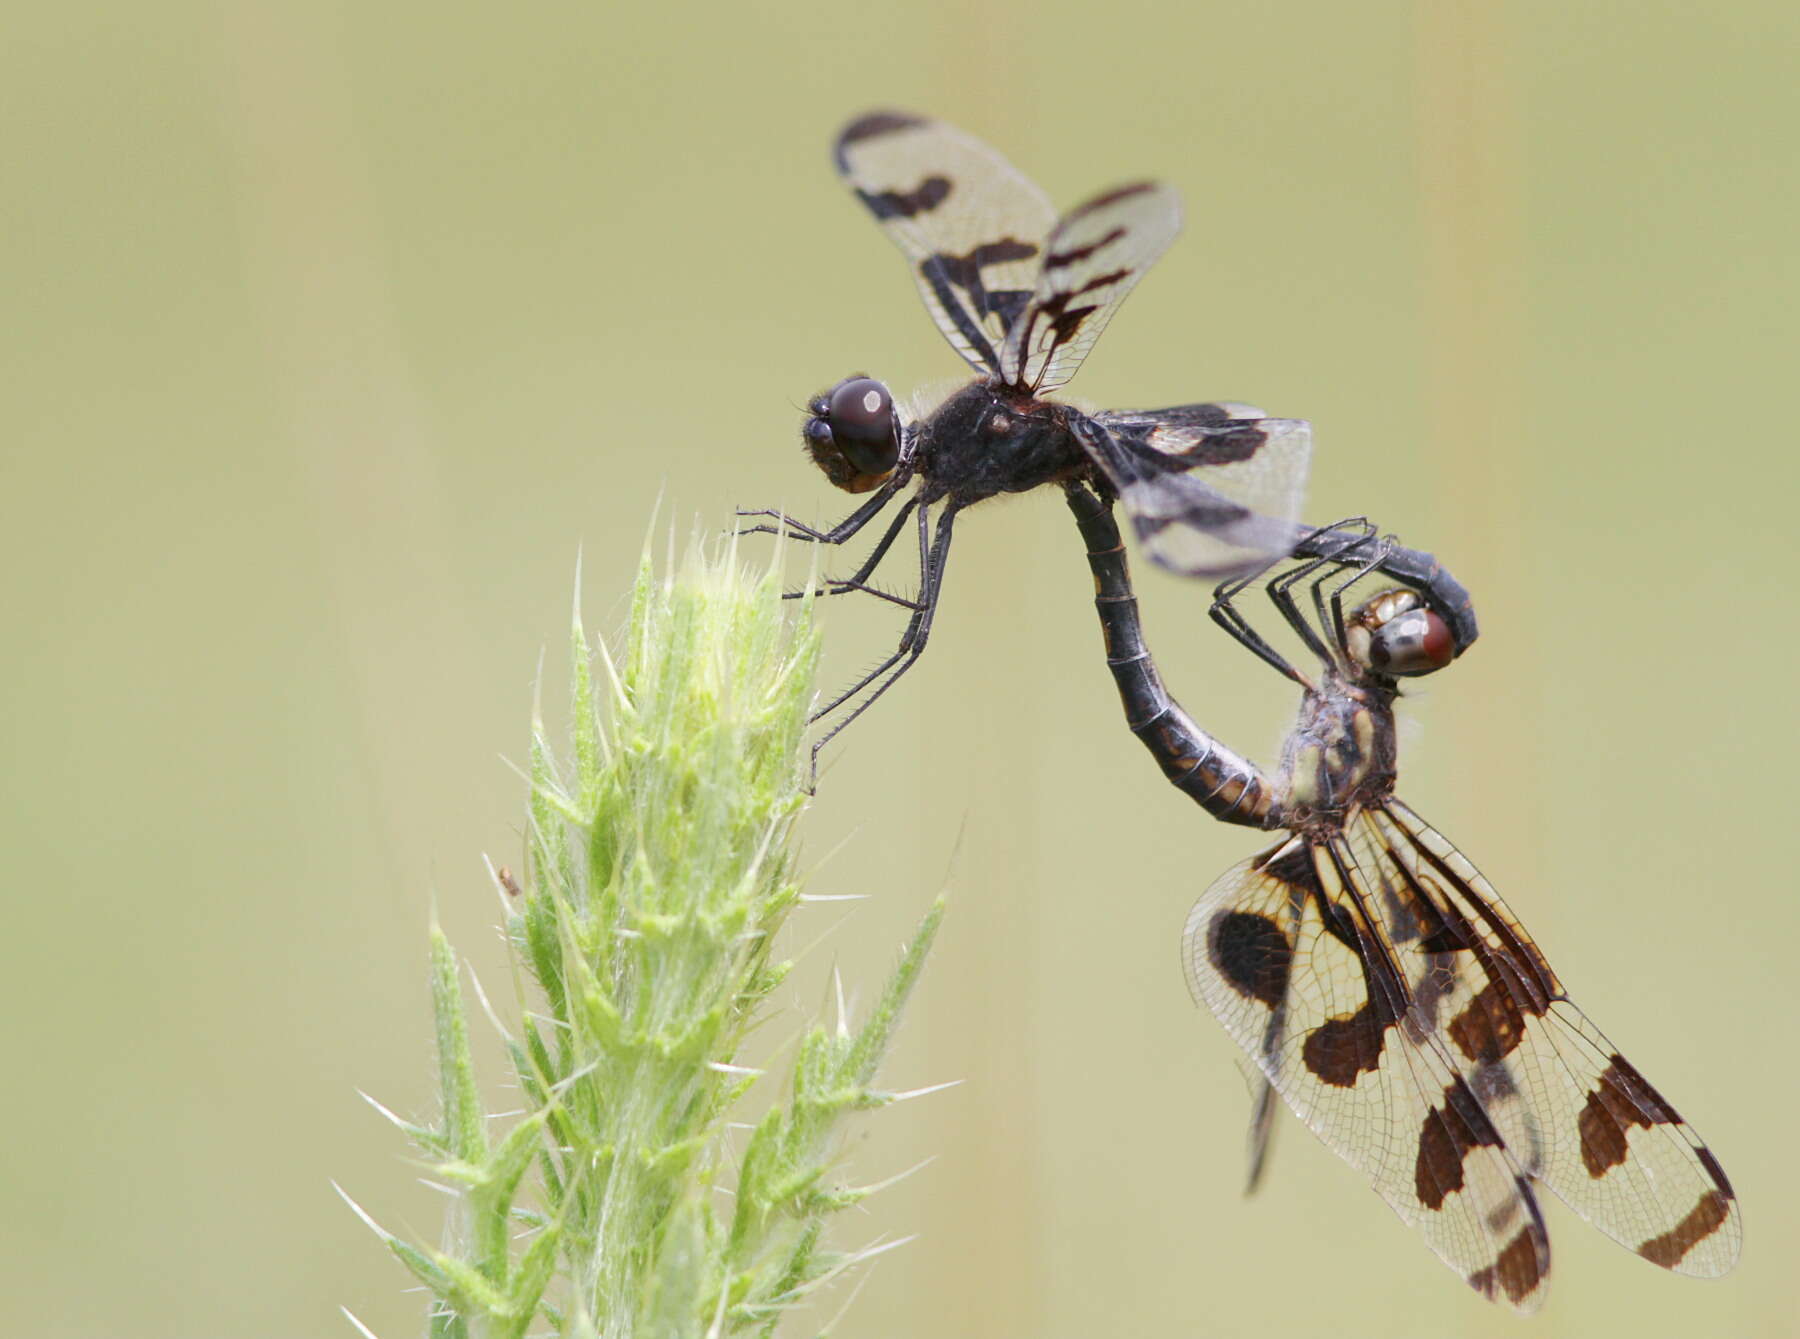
[1278,676,1400,832]
[913,379,1090,505]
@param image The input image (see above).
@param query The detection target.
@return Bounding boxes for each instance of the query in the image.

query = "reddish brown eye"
[1367,607,1454,676]
[827,377,899,475]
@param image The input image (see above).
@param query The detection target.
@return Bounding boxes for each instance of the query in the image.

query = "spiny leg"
[734,477,903,545]
[1209,556,1314,685]
[799,496,921,608]
[738,484,927,609]
[1266,520,1378,663]
[786,494,922,608]
[1292,522,1478,654]
[809,498,935,721]
[1209,519,1374,681]
[805,502,959,784]
[1317,534,1395,654]
[1264,526,1388,667]
[1209,588,1305,686]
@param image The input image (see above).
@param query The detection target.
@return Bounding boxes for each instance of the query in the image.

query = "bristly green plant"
[341,539,944,1338]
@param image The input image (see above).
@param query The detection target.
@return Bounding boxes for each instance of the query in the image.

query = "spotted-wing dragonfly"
[1063,480,1740,1310]
[739,111,1475,770]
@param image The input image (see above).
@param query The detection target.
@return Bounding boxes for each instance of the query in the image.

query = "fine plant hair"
[342,538,943,1338]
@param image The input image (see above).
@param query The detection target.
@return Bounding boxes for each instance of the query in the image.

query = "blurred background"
[5,2,1796,1336]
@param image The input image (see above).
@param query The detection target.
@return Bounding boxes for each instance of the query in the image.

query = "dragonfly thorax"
[1278,680,1399,827]
[912,379,1089,505]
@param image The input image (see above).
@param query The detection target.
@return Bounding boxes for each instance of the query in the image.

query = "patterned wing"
[999,182,1183,393]
[1074,406,1312,579]
[833,111,1056,376]
[1185,834,1553,1311]
[1352,802,1741,1279]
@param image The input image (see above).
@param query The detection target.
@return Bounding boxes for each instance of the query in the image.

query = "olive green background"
[5,2,1796,1336]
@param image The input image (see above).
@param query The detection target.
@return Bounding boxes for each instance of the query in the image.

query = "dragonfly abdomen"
[1066,482,1277,829]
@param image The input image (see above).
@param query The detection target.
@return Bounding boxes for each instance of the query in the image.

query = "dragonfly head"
[802,375,902,493]
[1344,588,1454,679]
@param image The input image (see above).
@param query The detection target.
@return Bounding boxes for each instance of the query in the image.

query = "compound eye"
[1366,607,1454,677]
[827,377,899,475]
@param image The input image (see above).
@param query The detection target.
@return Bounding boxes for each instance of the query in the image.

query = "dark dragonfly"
[1064,481,1740,1311]
[739,111,1475,768]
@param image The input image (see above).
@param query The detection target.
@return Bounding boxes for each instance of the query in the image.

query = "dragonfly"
[1063,480,1741,1310]
[738,110,1476,769]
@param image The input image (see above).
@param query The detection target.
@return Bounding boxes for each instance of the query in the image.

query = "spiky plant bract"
[344,540,943,1338]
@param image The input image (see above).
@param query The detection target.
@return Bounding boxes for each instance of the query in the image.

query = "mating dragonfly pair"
[740,110,1739,1311]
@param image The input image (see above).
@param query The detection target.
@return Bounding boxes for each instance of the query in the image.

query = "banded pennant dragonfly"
[1064,481,1741,1310]
[739,111,1475,769]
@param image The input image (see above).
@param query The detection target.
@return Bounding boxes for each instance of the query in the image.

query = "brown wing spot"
[860,176,952,220]
[1254,841,1323,897]
[1208,911,1291,1009]
[1036,299,1097,349]
[1697,1145,1737,1199]
[1063,181,1157,216]
[1402,829,1559,1008]
[1416,921,1471,954]
[1578,1055,1681,1177]
[1637,1190,1732,1268]
[924,239,1040,324]
[1376,860,1424,944]
[1303,1000,1393,1087]
[1157,423,1268,468]
[1037,270,1131,345]
[933,238,1040,280]
[1068,267,1132,298]
[1382,844,1469,955]
[1296,853,1404,1086]
[1448,979,1528,1063]
[833,111,926,171]
[1045,226,1126,269]
[1467,1222,1547,1306]
[1415,1079,1503,1209]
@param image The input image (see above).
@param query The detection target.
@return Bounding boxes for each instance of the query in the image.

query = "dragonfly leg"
[1291,522,1479,655]
[739,485,929,608]
[788,495,923,606]
[1317,534,1399,654]
[734,477,902,545]
[803,501,959,787]
[1269,520,1379,662]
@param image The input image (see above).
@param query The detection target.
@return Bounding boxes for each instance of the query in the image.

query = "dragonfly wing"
[1185,834,1553,1310]
[833,111,1056,376]
[999,182,1182,393]
[1076,407,1312,578]
[1355,802,1741,1278]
